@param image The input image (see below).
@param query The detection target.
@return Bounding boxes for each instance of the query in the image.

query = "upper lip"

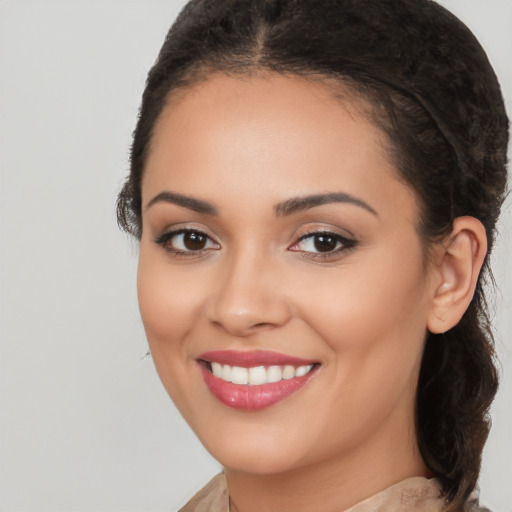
[197,350,318,367]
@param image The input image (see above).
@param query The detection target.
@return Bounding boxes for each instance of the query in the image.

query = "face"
[137,73,436,476]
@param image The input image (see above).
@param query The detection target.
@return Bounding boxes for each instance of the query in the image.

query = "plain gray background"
[0,1,510,510]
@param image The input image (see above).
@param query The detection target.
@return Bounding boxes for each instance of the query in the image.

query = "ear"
[427,217,488,334]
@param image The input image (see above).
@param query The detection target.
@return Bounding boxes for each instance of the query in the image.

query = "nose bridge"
[206,242,290,335]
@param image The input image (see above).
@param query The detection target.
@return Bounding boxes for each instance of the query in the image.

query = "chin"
[212,446,304,475]
[193,419,312,475]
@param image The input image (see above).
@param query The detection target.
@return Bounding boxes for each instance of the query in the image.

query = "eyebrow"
[145,190,377,217]
[145,191,218,215]
[274,192,378,217]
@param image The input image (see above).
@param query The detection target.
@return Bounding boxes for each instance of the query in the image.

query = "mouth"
[203,360,316,385]
[197,350,320,410]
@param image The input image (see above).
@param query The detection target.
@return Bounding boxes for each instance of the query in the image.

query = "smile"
[210,362,315,385]
[197,350,320,410]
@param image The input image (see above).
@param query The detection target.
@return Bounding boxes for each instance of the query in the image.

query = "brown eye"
[155,229,220,254]
[183,231,207,250]
[289,231,357,257]
[313,234,338,252]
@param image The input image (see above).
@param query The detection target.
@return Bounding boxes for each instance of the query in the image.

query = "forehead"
[143,72,417,223]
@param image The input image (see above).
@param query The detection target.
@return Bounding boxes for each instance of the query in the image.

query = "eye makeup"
[289,230,358,260]
[154,224,358,262]
[154,228,220,257]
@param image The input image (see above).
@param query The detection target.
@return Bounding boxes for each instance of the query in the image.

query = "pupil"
[184,232,206,250]
[314,235,337,252]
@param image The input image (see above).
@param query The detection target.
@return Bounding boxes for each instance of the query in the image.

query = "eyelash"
[154,228,357,260]
[289,231,357,259]
[154,228,220,257]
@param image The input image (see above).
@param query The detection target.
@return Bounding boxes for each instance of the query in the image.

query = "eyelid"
[296,229,353,242]
[288,228,358,257]
[154,226,221,255]
[153,223,357,259]
[292,225,355,244]
[153,222,218,242]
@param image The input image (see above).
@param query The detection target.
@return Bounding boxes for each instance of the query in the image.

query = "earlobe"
[427,217,487,334]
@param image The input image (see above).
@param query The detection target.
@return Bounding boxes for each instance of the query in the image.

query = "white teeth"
[295,364,313,377]
[207,362,315,385]
[248,366,267,385]
[211,362,223,378]
[267,365,283,383]
[282,365,295,380]
[222,364,232,382]
[231,366,248,385]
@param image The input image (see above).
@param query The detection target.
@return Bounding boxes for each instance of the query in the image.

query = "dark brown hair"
[117,1,509,509]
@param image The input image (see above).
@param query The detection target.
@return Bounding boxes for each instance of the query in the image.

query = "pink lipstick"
[198,350,319,410]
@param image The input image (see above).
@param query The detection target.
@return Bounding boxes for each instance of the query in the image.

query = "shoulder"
[464,487,491,512]
[177,474,491,512]
[178,473,229,512]
[347,477,491,512]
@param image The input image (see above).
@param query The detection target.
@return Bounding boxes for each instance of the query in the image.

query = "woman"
[117,0,509,510]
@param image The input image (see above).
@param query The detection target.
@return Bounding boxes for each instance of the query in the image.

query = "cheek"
[136,248,207,396]
[306,238,428,344]
[283,253,429,456]
[136,249,210,419]
[137,251,203,345]
[292,243,429,398]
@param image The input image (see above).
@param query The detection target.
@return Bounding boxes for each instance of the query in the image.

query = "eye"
[289,231,356,256]
[155,229,220,255]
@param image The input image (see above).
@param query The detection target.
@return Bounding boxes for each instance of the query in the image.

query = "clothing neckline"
[178,472,454,512]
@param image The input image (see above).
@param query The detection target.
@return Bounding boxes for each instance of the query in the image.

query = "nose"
[205,249,292,337]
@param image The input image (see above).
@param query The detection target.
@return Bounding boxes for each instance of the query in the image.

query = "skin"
[137,73,486,512]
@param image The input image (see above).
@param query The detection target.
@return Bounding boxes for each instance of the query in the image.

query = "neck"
[225,414,430,512]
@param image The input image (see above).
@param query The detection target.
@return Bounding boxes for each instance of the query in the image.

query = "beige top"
[178,473,487,512]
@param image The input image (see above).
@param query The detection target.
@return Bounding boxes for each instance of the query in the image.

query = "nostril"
[210,319,276,335]
[252,322,275,331]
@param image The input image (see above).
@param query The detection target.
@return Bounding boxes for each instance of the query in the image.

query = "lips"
[197,350,320,410]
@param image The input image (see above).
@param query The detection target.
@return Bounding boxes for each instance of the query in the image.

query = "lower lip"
[199,365,318,411]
